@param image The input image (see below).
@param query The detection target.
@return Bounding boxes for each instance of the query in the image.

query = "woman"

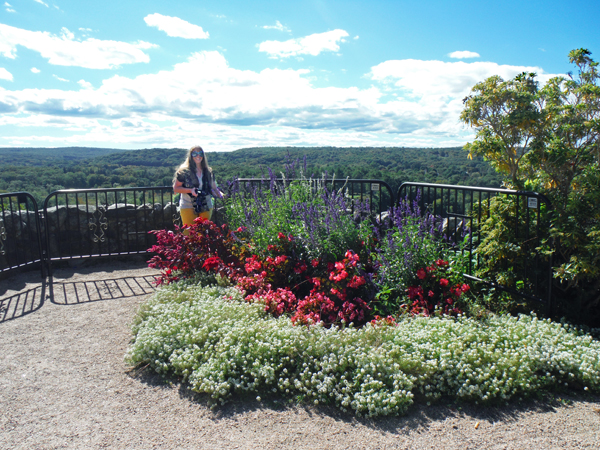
[173,145,223,228]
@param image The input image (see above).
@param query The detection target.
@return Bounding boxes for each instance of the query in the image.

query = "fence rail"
[232,177,395,218]
[2,181,554,311]
[397,182,553,310]
[42,186,190,281]
[0,192,45,278]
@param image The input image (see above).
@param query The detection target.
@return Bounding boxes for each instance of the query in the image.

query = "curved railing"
[397,182,553,311]
[1,180,555,311]
[232,177,395,219]
[0,192,45,278]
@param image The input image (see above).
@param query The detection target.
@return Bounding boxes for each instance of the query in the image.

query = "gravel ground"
[1,261,599,450]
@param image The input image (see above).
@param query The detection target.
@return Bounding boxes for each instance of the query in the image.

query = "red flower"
[348,275,366,288]
[461,284,470,293]
[407,286,423,300]
[311,259,319,268]
[274,255,287,265]
[439,278,449,287]
[293,262,308,274]
[244,255,262,273]
[202,256,222,271]
[277,232,286,240]
[417,268,427,280]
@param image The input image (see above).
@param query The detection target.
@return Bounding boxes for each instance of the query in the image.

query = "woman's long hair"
[174,145,212,183]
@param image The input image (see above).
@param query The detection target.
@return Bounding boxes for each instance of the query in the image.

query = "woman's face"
[191,149,203,166]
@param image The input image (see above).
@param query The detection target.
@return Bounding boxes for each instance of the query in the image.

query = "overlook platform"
[1,262,599,449]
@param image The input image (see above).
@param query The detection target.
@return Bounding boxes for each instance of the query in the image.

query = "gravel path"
[1,261,599,450]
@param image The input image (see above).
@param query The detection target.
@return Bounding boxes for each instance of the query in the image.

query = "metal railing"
[231,177,395,219]
[42,186,182,279]
[397,182,553,309]
[2,181,555,311]
[0,192,45,278]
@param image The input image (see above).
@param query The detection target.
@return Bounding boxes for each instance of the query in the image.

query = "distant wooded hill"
[0,146,502,203]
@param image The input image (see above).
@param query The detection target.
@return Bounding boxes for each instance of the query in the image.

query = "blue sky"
[0,0,598,151]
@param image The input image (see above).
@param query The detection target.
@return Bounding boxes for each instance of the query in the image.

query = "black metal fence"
[43,187,181,274]
[231,177,395,219]
[1,181,554,311]
[0,192,45,278]
[397,182,553,309]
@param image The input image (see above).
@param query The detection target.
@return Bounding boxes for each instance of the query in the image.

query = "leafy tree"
[461,72,541,188]
[461,48,600,325]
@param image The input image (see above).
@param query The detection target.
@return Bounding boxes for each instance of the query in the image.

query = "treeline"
[0,146,502,204]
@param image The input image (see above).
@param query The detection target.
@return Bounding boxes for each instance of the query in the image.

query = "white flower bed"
[126,281,600,417]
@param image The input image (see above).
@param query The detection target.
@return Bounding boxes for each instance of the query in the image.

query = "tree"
[461,49,600,324]
[461,72,541,188]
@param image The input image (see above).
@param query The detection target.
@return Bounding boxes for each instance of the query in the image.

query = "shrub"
[224,171,373,263]
[126,282,600,417]
[372,196,469,317]
[147,218,246,286]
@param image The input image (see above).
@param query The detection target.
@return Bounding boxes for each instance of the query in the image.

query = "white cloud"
[448,50,480,59]
[0,52,560,150]
[31,67,40,73]
[258,29,349,58]
[144,13,209,39]
[0,23,156,69]
[53,75,69,82]
[33,0,48,6]
[78,79,93,89]
[0,67,12,80]
[370,59,550,98]
[263,21,290,33]
[369,58,556,135]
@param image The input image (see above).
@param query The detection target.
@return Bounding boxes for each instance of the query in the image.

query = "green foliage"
[473,195,552,314]
[224,174,372,263]
[461,48,600,325]
[0,146,502,206]
[126,281,600,417]
[373,198,471,317]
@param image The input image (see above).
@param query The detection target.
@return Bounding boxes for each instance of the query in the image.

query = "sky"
[0,0,598,152]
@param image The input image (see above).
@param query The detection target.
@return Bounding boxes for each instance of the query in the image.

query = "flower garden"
[126,172,600,417]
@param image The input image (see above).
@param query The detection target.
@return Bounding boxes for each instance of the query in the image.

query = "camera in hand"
[193,188,210,213]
